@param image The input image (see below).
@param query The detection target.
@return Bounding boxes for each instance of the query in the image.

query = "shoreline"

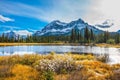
[0,43,65,46]
[0,43,120,48]
[0,43,92,46]
[95,43,120,48]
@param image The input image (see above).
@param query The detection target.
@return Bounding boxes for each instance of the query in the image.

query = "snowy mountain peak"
[5,30,15,35]
[9,30,15,34]
[117,30,120,32]
[4,30,17,38]
[49,20,67,26]
[69,18,85,25]
[35,18,103,36]
[76,18,85,23]
[51,20,61,23]
[4,30,32,39]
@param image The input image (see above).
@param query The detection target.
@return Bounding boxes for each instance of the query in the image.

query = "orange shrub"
[5,64,39,80]
[0,65,12,79]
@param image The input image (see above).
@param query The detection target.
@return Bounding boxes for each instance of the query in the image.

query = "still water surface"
[0,45,120,64]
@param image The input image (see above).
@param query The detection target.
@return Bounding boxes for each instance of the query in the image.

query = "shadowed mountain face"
[7,18,117,37]
[34,18,103,36]
[117,30,120,33]
[4,31,18,39]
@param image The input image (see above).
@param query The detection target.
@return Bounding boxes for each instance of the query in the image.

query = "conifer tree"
[90,29,94,42]
[115,33,119,43]
[84,26,90,43]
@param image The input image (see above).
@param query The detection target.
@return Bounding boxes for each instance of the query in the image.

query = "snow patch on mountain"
[35,18,103,36]
[4,30,32,38]
[15,30,32,36]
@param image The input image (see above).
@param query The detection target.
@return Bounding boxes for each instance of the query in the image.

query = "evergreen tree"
[115,33,119,43]
[84,26,90,43]
[90,29,94,42]
[77,31,80,42]
[1,33,5,42]
[70,29,75,42]
[103,31,109,43]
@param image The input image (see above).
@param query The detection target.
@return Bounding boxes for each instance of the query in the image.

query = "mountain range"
[34,18,103,36]
[4,18,120,37]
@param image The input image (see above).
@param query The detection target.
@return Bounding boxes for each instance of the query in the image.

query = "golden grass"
[0,53,119,80]
[0,43,67,46]
[1,43,120,48]
[95,43,120,48]
[5,64,39,80]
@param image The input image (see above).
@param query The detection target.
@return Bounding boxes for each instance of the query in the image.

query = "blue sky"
[0,0,120,35]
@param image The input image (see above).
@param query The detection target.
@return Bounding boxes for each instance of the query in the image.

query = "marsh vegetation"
[0,53,120,80]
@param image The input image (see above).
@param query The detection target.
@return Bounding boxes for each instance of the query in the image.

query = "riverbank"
[0,43,66,46]
[95,43,120,48]
[0,43,85,46]
[0,43,120,48]
[0,53,119,80]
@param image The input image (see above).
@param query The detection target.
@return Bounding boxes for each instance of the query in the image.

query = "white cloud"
[28,28,37,32]
[0,15,14,22]
[41,0,90,22]
[15,30,32,36]
[0,1,46,21]
[0,25,20,29]
[0,0,89,22]
[83,0,120,32]
[1,0,120,31]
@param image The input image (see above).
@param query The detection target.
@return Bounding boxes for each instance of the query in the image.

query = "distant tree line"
[0,26,120,44]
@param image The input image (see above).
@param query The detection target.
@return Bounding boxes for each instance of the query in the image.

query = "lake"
[0,45,120,64]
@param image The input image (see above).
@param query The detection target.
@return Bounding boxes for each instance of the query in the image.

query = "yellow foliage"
[111,64,120,70]
[0,53,119,80]
[5,64,39,80]
[75,60,113,79]
[71,54,95,60]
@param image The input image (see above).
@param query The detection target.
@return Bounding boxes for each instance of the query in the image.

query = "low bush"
[107,39,115,44]
[111,69,120,80]
[35,58,81,74]
[0,65,12,78]
[5,64,39,80]
[95,54,109,62]
[0,53,119,80]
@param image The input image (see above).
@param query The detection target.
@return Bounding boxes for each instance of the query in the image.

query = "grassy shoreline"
[0,43,66,46]
[95,43,120,48]
[0,43,87,46]
[0,53,120,80]
[0,43,120,48]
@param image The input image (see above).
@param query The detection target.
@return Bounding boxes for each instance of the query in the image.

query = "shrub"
[36,59,74,74]
[107,39,115,44]
[96,54,109,63]
[0,54,43,66]
[71,54,95,60]
[43,71,54,80]
[67,68,94,80]
[111,64,120,70]
[5,64,39,80]
[111,69,120,80]
[111,64,120,80]
[0,54,119,80]
[0,65,12,78]
[35,56,83,74]
[50,51,56,55]
[76,60,113,80]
